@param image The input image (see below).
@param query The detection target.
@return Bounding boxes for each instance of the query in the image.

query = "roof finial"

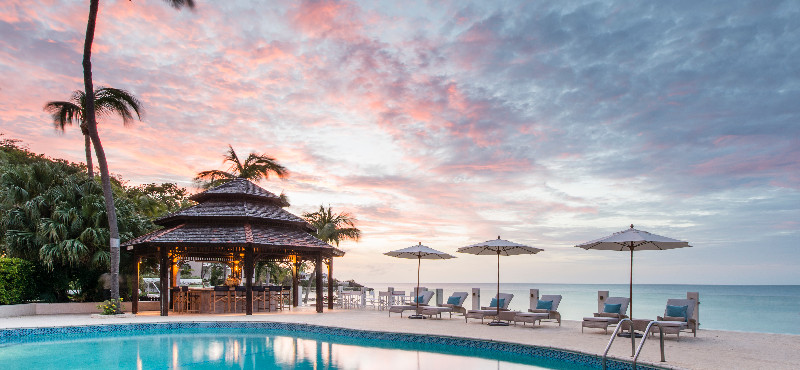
[497,235,501,239]
[630,224,634,229]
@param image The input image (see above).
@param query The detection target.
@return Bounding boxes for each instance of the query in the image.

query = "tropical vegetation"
[0,138,192,303]
[195,145,289,189]
[301,205,361,302]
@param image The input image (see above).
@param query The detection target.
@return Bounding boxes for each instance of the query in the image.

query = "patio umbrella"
[457,236,543,326]
[575,224,692,320]
[385,242,455,319]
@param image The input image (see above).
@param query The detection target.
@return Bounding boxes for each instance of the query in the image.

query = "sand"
[1,308,798,369]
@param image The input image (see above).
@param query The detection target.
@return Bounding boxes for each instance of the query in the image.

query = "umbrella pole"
[409,253,424,319]
[486,249,508,326]
[629,245,633,319]
[497,250,500,318]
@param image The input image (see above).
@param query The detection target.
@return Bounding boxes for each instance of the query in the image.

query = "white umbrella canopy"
[457,236,543,325]
[575,224,692,319]
[385,244,456,259]
[385,242,455,319]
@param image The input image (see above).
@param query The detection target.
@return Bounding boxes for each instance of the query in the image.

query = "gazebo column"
[315,253,323,313]
[292,259,300,307]
[327,258,334,310]
[159,247,169,316]
[244,246,254,315]
[132,254,140,314]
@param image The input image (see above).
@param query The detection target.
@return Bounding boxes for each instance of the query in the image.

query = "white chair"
[465,293,515,323]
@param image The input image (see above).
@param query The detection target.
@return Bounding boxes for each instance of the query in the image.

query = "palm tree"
[44,87,143,179]
[80,0,194,309]
[301,205,361,303]
[195,145,289,188]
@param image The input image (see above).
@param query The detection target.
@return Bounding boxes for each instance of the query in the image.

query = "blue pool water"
[0,323,654,370]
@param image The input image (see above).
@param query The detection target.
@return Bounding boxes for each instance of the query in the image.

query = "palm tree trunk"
[83,0,122,311]
[84,133,94,179]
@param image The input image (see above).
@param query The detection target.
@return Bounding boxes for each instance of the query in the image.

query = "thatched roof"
[123,178,344,258]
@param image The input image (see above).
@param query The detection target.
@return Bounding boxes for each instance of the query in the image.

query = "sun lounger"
[465,293,514,323]
[388,290,435,317]
[581,297,630,333]
[421,292,469,318]
[647,298,698,340]
[515,294,563,326]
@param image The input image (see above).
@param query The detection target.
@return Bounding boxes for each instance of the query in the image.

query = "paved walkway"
[1,308,798,369]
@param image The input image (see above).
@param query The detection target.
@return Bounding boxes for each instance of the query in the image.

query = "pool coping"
[0,320,675,370]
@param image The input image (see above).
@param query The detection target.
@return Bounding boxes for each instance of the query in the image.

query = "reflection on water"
[2,332,573,370]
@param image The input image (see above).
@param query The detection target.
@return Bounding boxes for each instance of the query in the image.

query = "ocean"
[360,283,800,335]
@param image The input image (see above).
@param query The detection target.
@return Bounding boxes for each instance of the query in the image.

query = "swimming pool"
[0,322,661,369]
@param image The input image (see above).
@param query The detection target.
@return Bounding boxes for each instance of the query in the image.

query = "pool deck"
[1,308,798,369]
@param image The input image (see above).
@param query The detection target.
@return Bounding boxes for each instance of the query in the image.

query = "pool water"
[0,323,654,369]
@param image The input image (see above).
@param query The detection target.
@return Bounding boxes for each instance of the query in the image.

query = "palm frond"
[94,87,144,126]
[43,100,83,131]
[163,0,195,9]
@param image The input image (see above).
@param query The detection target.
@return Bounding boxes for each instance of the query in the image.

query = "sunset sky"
[1,0,798,286]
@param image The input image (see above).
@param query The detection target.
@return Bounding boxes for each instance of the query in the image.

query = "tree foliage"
[0,138,193,302]
[302,205,362,246]
[195,145,289,189]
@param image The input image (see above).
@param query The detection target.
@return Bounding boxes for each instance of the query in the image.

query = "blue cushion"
[446,296,461,305]
[489,298,505,308]
[414,295,425,303]
[603,303,622,314]
[666,305,688,321]
[536,300,553,310]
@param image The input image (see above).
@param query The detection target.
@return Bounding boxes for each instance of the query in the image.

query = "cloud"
[0,0,798,284]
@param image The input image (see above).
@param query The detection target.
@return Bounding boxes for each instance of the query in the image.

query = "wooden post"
[327,258,334,310]
[132,254,140,314]
[471,288,480,310]
[244,246,254,315]
[315,253,323,313]
[159,247,169,316]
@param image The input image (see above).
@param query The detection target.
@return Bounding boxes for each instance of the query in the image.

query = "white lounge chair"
[649,298,698,340]
[388,290,435,317]
[421,292,469,318]
[514,294,563,326]
[581,297,630,333]
[465,293,514,323]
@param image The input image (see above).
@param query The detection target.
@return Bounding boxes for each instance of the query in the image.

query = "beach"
[1,308,798,369]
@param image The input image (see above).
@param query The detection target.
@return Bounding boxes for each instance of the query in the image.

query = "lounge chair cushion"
[666,305,688,321]
[489,298,505,308]
[414,295,425,303]
[603,303,622,313]
[447,296,461,305]
[536,300,553,310]
[663,316,686,322]
[529,309,549,313]
[595,312,620,318]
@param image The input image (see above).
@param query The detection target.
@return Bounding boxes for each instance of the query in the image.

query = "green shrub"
[0,258,37,304]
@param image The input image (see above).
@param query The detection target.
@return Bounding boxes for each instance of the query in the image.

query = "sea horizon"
[357,282,800,335]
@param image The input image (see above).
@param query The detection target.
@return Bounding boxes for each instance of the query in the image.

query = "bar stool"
[252,286,266,311]
[171,287,185,313]
[268,286,282,311]
[234,286,247,312]
[183,286,199,313]
[212,286,231,313]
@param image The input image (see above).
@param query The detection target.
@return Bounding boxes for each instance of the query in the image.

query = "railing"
[602,318,635,370]
[601,319,667,370]
[633,321,666,369]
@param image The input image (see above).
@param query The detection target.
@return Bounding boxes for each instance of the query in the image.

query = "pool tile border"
[0,321,667,370]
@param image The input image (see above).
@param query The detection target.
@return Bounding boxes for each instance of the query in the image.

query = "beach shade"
[575,225,692,321]
[385,242,455,319]
[457,236,543,326]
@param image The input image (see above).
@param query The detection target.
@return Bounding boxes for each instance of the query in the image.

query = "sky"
[1,0,798,286]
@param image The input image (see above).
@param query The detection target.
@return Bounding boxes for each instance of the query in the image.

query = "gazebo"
[123,178,345,315]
